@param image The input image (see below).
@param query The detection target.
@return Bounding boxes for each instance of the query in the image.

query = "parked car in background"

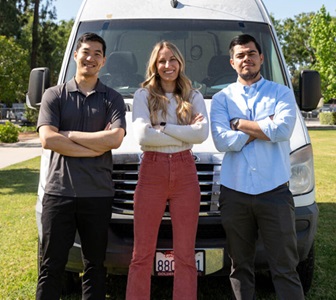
[11,103,25,121]
[320,99,336,113]
[6,110,16,121]
[301,109,319,119]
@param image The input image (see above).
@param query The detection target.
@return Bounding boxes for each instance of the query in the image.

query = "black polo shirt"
[37,77,126,197]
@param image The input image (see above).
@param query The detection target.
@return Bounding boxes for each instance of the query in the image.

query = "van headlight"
[289,144,315,196]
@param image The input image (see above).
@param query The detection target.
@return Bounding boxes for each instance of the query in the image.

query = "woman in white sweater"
[126,41,209,300]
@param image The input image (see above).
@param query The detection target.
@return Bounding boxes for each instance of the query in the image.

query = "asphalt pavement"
[0,136,41,169]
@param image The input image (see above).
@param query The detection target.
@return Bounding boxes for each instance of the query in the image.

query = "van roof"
[78,0,269,23]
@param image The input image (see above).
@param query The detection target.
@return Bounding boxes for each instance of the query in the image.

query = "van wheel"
[297,243,314,295]
[37,239,80,295]
[61,271,81,296]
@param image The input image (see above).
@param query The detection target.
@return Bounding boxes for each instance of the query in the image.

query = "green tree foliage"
[0,36,30,105]
[271,8,336,100]
[271,13,316,92]
[30,0,56,69]
[0,0,22,37]
[0,0,73,106]
[272,13,316,76]
[310,6,336,102]
[38,19,74,85]
[20,15,74,85]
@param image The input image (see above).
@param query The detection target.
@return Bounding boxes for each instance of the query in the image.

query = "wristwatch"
[231,118,240,130]
[159,122,166,132]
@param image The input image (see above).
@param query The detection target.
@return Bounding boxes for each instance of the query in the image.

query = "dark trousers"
[36,194,113,300]
[219,184,305,300]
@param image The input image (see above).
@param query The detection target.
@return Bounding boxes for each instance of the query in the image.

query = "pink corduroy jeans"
[126,150,201,300]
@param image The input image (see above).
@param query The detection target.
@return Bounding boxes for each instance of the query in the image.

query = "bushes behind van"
[319,112,336,125]
[0,121,19,143]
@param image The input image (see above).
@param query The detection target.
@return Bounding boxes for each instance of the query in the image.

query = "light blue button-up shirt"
[210,77,296,195]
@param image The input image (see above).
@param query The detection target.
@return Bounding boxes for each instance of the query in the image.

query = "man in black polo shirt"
[36,32,126,300]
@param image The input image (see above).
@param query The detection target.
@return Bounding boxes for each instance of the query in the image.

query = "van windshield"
[65,19,286,98]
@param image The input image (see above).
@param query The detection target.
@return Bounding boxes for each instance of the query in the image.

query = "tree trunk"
[31,0,40,69]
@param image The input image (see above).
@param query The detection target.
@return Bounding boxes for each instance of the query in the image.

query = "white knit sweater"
[132,88,209,153]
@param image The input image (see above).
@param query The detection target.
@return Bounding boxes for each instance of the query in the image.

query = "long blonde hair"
[142,41,193,125]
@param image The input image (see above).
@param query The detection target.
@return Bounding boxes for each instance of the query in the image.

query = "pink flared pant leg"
[126,150,200,300]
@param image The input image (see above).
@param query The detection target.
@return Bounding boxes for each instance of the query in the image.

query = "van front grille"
[111,157,221,216]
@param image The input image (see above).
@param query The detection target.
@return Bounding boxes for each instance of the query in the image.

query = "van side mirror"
[298,70,322,112]
[26,67,50,109]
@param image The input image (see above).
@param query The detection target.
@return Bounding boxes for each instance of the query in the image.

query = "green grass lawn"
[306,130,336,300]
[0,157,40,299]
[0,130,335,299]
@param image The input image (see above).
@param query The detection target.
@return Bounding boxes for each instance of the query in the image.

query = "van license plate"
[154,250,205,276]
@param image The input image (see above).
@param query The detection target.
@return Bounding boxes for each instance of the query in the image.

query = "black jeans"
[219,184,305,300]
[36,194,113,300]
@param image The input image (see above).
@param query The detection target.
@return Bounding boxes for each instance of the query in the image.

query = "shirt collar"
[66,77,107,93]
[236,76,265,92]
[67,77,78,92]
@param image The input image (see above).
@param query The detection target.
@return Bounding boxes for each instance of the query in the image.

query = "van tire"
[61,271,81,296]
[297,243,315,295]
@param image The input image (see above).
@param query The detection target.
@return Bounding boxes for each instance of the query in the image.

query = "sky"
[54,0,335,21]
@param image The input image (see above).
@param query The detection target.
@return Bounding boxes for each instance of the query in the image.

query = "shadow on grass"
[62,273,276,300]
[55,212,336,300]
[0,167,39,195]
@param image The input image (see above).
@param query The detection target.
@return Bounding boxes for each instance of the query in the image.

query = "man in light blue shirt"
[210,34,304,300]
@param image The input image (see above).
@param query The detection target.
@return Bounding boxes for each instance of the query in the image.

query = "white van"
[27,0,320,294]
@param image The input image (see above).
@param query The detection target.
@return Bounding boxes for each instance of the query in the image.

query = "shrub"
[23,104,39,125]
[19,125,37,133]
[319,112,336,125]
[0,121,19,143]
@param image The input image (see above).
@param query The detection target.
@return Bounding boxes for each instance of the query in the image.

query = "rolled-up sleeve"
[257,87,296,143]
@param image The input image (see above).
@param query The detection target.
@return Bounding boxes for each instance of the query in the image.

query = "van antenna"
[171,0,178,8]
